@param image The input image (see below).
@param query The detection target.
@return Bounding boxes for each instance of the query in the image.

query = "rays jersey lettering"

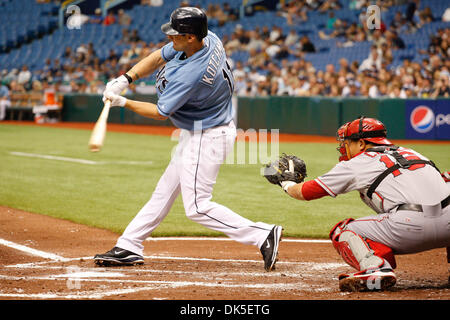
[156,31,234,130]
[156,65,168,94]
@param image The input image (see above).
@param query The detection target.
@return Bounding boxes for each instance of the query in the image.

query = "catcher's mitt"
[263,153,307,186]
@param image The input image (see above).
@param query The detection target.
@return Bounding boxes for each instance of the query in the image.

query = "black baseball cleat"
[260,226,283,271]
[94,247,144,266]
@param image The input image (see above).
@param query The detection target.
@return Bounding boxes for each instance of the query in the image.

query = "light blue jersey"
[156,31,234,130]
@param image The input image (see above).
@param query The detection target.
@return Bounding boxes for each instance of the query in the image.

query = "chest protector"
[365,146,440,201]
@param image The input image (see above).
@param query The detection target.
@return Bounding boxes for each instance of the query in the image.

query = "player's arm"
[124,99,167,120]
[126,49,166,81]
[104,92,167,121]
[284,180,329,201]
[103,49,166,97]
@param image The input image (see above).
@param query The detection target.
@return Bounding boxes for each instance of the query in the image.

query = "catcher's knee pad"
[329,218,394,271]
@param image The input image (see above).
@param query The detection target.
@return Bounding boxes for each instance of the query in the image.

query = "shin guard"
[330,218,390,271]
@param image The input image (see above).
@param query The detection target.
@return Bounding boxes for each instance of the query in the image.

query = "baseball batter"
[269,117,449,291]
[94,7,282,272]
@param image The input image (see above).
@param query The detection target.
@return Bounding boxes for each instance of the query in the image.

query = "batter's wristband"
[124,73,133,84]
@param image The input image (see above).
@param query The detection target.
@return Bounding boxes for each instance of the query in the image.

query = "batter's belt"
[397,195,450,212]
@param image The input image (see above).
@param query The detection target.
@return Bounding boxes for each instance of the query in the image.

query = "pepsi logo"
[410,105,435,133]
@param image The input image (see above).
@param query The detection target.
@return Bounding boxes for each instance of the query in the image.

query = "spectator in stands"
[284,29,300,47]
[337,58,350,74]
[400,84,415,98]
[90,8,103,24]
[107,49,120,63]
[9,80,26,94]
[119,28,132,45]
[213,4,228,27]
[224,32,242,54]
[280,0,309,25]
[275,43,291,60]
[443,8,450,22]
[118,9,132,26]
[222,2,238,21]
[365,70,380,98]
[62,46,73,60]
[405,0,420,27]
[384,30,405,49]
[255,75,270,96]
[0,81,11,121]
[318,0,342,13]
[326,11,336,30]
[344,80,361,97]
[418,6,435,25]
[435,33,449,58]
[129,29,142,43]
[260,26,271,41]
[359,45,382,72]
[318,18,348,39]
[246,48,265,70]
[17,65,32,89]
[417,76,433,97]
[390,11,406,33]
[264,38,282,59]
[238,80,257,97]
[269,25,284,43]
[431,73,450,98]
[103,11,116,26]
[299,35,316,53]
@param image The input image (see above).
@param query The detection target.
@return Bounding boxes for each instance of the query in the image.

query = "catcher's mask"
[336,116,393,161]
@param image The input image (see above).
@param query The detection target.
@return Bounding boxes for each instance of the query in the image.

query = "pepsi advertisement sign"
[406,100,450,140]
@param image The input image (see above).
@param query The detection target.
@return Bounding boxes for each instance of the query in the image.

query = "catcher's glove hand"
[263,153,307,187]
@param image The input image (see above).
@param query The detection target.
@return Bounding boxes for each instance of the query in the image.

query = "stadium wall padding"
[62,94,173,127]
[237,96,408,139]
[62,94,448,140]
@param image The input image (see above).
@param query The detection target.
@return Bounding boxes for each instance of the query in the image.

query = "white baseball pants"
[116,121,274,256]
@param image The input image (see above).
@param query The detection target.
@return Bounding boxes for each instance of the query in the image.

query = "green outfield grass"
[1,123,449,238]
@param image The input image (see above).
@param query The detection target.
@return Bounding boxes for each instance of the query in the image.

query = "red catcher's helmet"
[340,116,393,146]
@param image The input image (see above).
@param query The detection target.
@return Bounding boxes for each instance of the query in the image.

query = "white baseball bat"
[88,99,111,152]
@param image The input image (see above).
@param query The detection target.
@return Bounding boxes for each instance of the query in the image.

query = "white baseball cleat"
[338,268,397,292]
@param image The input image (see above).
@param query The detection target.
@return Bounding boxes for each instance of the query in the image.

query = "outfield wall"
[63,94,450,140]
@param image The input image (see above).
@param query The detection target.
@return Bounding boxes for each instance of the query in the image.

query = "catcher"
[264,116,450,292]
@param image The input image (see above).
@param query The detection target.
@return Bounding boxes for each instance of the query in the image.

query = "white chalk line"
[1,237,342,299]
[6,254,340,269]
[0,238,68,262]
[9,151,153,166]
[0,272,318,300]
[4,264,345,279]
[146,237,331,243]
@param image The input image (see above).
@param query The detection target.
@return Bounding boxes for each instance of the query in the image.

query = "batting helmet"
[161,7,208,39]
[338,116,393,146]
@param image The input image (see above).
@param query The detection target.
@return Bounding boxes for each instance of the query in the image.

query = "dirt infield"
[0,206,449,301]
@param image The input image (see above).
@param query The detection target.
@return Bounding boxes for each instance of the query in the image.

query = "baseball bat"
[88,99,111,152]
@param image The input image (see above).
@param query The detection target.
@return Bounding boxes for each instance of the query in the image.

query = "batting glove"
[104,91,127,107]
[102,75,129,102]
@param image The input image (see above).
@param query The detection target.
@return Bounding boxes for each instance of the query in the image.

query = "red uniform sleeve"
[301,180,330,200]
